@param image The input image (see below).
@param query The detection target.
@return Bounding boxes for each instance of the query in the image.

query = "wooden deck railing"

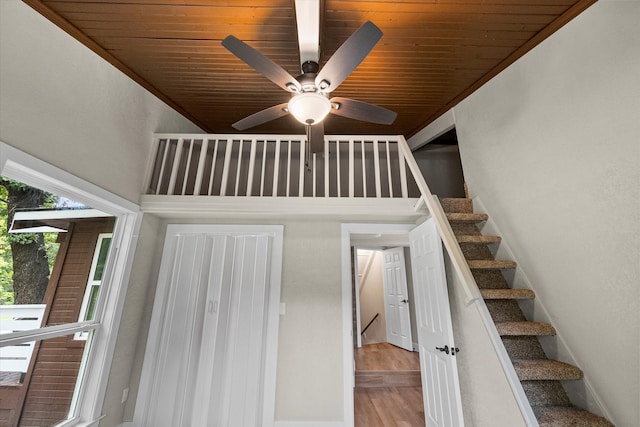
[146,134,419,199]
[0,305,46,373]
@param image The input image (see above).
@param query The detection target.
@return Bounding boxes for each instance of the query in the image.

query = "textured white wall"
[0,0,202,204]
[275,221,344,421]
[358,251,387,345]
[453,1,640,425]
[445,253,527,427]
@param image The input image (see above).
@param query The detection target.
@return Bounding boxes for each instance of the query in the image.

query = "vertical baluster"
[272,139,281,196]
[260,140,267,196]
[324,139,329,198]
[155,139,170,195]
[336,140,341,197]
[398,139,408,198]
[220,140,233,196]
[208,139,219,195]
[194,139,209,195]
[298,139,305,197]
[286,140,292,197]
[373,139,381,198]
[348,139,354,198]
[181,139,194,196]
[361,140,367,198]
[168,139,184,196]
[386,140,393,198]
[247,139,257,196]
[234,140,244,196]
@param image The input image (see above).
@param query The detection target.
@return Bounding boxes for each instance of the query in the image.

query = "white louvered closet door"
[140,228,279,427]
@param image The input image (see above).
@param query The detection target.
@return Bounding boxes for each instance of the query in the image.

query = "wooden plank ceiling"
[24,0,596,138]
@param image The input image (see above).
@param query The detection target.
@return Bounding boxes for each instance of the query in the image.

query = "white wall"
[0,1,201,425]
[453,1,640,425]
[276,221,344,422]
[0,0,202,204]
[107,214,165,426]
[445,253,527,427]
[358,251,386,345]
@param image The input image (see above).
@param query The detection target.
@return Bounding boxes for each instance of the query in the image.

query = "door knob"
[401,299,409,304]
[435,345,449,354]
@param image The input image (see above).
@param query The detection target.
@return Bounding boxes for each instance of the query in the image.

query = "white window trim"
[0,142,142,427]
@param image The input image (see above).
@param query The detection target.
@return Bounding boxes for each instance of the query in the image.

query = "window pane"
[0,330,95,426]
[84,285,100,321]
[92,237,112,281]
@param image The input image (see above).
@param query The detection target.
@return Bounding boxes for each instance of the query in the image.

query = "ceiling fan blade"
[295,0,320,66]
[308,121,325,154]
[315,21,382,93]
[222,35,301,93]
[232,103,290,131]
[329,97,397,125]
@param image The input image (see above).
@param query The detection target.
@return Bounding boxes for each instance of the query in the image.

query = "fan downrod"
[301,60,319,74]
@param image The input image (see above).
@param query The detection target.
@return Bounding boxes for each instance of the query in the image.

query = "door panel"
[141,229,279,427]
[410,218,464,427]
[382,247,413,351]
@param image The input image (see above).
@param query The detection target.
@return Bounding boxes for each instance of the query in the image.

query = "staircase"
[441,197,614,427]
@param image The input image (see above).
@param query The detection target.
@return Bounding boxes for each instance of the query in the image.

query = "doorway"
[353,246,424,426]
[355,248,415,351]
[341,222,464,427]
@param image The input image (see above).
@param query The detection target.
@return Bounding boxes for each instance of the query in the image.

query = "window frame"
[75,233,113,341]
[0,142,142,427]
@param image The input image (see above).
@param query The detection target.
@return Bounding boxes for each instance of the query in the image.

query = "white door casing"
[410,218,465,427]
[134,225,283,427]
[382,247,413,351]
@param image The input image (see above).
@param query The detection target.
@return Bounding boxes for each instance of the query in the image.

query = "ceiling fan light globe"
[288,92,331,125]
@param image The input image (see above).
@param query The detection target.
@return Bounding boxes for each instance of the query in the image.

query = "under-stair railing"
[146,134,419,199]
[361,313,380,336]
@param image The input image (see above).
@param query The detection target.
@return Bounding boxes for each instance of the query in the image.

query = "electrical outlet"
[121,387,129,404]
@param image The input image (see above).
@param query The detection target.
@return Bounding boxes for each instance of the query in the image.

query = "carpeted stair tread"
[457,234,502,244]
[534,406,614,427]
[446,212,489,223]
[496,321,556,336]
[439,198,473,213]
[513,359,582,381]
[480,288,535,300]
[468,259,517,269]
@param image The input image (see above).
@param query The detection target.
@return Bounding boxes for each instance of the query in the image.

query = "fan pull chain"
[305,125,312,172]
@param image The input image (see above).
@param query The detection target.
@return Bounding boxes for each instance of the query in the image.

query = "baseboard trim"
[275,422,345,427]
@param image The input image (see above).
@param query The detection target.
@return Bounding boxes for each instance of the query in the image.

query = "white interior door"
[382,247,413,351]
[410,218,464,427]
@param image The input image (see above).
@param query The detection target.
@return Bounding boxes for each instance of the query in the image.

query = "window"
[75,234,113,340]
[0,142,141,426]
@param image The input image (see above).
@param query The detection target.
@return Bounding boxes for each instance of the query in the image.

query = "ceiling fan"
[221,0,397,153]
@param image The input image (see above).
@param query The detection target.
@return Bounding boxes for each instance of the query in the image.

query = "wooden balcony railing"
[146,134,419,199]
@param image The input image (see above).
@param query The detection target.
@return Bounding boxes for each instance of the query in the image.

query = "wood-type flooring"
[354,343,425,426]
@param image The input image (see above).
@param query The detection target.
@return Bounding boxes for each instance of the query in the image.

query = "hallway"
[354,343,425,426]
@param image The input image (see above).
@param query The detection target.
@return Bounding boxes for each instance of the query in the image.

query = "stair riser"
[355,371,421,388]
